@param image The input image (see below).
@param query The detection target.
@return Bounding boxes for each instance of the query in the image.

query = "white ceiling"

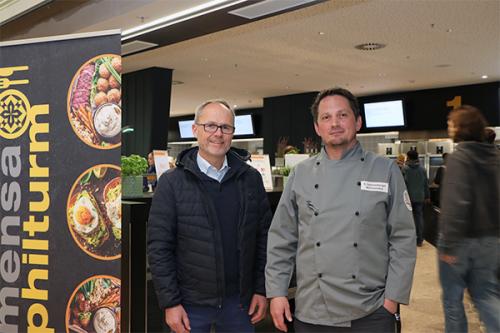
[3,0,500,116]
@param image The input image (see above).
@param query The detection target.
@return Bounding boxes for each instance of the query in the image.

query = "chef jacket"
[266,142,416,326]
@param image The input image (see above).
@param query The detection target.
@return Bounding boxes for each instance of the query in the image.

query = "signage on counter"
[247,154,273,191]
[153,150,171,178]
[0,31,122,333]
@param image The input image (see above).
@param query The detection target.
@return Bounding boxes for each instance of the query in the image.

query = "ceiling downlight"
[354,43,386,51]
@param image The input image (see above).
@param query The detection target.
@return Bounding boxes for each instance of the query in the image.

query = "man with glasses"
[148,100,272,333]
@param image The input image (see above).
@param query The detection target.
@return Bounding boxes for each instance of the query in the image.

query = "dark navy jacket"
[147,147,272,309]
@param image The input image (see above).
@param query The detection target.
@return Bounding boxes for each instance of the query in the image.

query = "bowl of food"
[93,307,118,333]
[67,276,121,333]
[103,177,121,240]
[93,103,121,140]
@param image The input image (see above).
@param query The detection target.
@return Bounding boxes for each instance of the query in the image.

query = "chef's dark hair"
[311,87,360,123]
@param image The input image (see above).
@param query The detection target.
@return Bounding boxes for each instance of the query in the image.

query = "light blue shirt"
[196,153,230,183]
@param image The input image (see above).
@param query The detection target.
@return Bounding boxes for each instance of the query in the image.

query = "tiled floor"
[400,242,482,333]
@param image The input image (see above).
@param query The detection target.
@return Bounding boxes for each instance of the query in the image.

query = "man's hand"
[270,297,292,332]
[439,254,458,264]
[248,294,268,324]
[165,304,190,333]
[383,298,398,314]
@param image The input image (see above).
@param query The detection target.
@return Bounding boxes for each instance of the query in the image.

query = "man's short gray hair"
[194,99,235,123]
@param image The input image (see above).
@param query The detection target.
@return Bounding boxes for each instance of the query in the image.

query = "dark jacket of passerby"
[403,160,430,203]
[438,142,500,255]
[148,147,272,309]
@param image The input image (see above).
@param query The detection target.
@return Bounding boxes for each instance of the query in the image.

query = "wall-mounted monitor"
[234,114,254,135]
[178,119,195,139]
[363,100,406,129]
[177,115,254,139]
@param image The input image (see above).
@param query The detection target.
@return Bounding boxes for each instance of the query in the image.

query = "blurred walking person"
[403,150,430,246]
[438,105,500,333]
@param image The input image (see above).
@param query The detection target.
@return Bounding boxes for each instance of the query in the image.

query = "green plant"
[273,166,291,177]
[284,146,300,154]
[121,154,148,176]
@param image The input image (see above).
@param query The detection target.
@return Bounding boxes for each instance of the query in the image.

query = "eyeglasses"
[196,123,235,134]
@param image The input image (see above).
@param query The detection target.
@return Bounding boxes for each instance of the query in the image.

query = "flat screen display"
[178,119,195,138]
[234,114,254,135]
[363,100,405,128]
[177,115,254,138]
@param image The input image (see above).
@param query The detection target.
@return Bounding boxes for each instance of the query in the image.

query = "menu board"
[152,150,171,178]
[0,31,122,333]
[247,154,273,191]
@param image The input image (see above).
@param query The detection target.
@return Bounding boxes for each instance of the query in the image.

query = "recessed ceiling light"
[446,28,452,33]
[435,64,451,68]
[354,43,386,51]
[233,104,238,108]
[208,74,213,78]
[481,75,488,79]
[318,31,325,35]
[201,57,208,61]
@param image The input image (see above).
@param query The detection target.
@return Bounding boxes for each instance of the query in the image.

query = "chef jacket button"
[352,274,356,279]
[316,161,320,165]
[314,212,319,216]
[314,184,319,189]
[316,242,321,247]
[361,158,365,161]
[355,211,359,216]
[353,242,358,247]
[357,181,361,186]
[318,273,322,278]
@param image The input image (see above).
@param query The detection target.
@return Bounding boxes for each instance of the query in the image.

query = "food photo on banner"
[0,31,122,333]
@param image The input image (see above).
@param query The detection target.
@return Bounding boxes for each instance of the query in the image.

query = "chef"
[266,88,416,333]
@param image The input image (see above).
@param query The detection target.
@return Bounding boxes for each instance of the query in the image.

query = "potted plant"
[121,154,148,197]
[275,136,288,167]
[272,166,292,189]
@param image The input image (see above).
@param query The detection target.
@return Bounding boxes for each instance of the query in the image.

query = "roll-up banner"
[0,31,122,333]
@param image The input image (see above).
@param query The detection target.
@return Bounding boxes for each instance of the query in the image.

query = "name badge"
[360,181,388,193]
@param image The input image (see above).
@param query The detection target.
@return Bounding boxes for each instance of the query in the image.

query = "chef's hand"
[270,296,292,332]
[248,294,267,324]
[383,298,398,314]
[165,304,190,333]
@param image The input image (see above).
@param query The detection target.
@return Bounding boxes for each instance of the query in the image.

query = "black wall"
[122,67,173,157]
[262,82,500,163]
[358,81,500,132]
[262,92,319,164]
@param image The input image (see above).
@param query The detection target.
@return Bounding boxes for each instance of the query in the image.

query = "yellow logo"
[0,89,31,139]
